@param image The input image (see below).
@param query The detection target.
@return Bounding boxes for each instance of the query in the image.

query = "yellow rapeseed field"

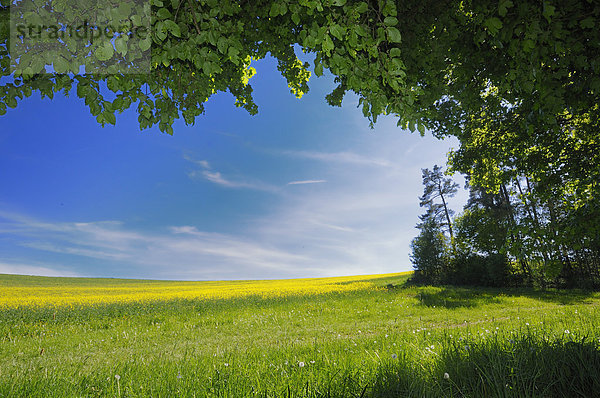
[0,272,409,308]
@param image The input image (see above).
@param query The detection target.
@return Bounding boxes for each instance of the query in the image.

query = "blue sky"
[0,56,467,280]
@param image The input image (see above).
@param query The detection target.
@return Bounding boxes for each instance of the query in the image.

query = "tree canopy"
[1,0,599,191]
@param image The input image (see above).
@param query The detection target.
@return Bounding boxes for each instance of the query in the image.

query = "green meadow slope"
[1,272,600,397]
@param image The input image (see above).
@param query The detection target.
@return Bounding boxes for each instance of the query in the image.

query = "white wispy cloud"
[282,150,394,168]
[183,154,210,169]
[287,180,327,185]
[202,170,244,188]
[184,154,278,192]
[0,261,81,277]
[0,211,314,280]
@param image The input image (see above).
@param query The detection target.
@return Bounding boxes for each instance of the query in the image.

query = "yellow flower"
[0,273,409,309]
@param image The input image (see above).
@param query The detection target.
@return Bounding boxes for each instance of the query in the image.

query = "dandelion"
[299,362,305,367]
[391,354,397,359]
[114,374,121,396]
[444,373,450,380]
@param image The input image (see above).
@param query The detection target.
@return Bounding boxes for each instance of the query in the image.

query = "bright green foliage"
[1,0,597,141]
[1,0,419,134]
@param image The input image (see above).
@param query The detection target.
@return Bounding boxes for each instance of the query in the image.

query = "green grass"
[1,273,600,397]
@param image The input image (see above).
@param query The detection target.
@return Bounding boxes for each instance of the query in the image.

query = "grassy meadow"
[1,272,600,397]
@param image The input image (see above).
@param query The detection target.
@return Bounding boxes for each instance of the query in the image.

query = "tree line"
[411,165,600,289]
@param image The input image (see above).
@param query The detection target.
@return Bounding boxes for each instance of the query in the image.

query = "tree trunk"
[438,182,454,239]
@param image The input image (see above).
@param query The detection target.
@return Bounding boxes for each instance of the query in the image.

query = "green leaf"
[484,17,503,35]
[498,0,513,17]
[115,37,128,56]
[390,47,401,58]
[139,36,152,51]
[155,21,167,41]
[53,57,69,74]
[269,3,279,17]
[116,2,134,19]
[157,8,172,20]
[522,39,535,52]
[164,20,181,37]
[94,41,115,61]
[104,111,116,125]
[113,97,124,110]
[408,120,415,132]
[355,2,368,13]
[382,0,396,16]
[217,37,228,54]
[70,60,80,74]
[89,101,102,116]
[329,24,344,40]
[332,0,346,6]
[6,97,17,108]
[384,17,397,26]
[580,17,595,29]
[314,62,324,77]
[417,122,425,135]
[291,13,300,25]
[131,14,142,26]
[542,2,555,23]
[322,34,334,54]
[387,27,401,43]
[228,46,240,58]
